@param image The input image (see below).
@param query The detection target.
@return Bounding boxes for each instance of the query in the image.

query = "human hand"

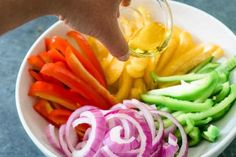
[56,0,131,61]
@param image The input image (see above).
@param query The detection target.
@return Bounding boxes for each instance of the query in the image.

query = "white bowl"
[16,1,236,157]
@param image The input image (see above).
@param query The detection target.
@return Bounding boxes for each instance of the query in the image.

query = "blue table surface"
[0,0,236,156]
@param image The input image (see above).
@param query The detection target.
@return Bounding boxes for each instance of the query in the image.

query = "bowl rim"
[15,1,236,157]
[15,21,63,157]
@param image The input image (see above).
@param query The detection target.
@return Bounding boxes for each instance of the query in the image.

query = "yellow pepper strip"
[129,79,147,99]
[126,65,145,78]
[130,88,141,99]
[105,58,125,85]
[160,44,218,76]
[176,45,219,74]
[144,54,161,89]
[126,57,149,78]
[212,47,224,59]
[100,54,113,70]
[115,69,133,102]
[156,36,179,74]
[172,31,195,59]
[87,37,109,59]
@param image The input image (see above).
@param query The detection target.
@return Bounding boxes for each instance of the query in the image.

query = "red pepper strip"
[28,69,44,81]
[51,102,68,110]
[48,36,68,55]
[67,31,107,87]
[48,109,72,126]
[40,73,65,87]
[49,36,106,87]
[45,38,53,51]
[33,99,55,123]
[41,62,110,109]
[27,55,45,71]
[65,48,116,106]
[39,51,52,63]
[29,81,82,110]
[47,48,65,63]
[75,124,90,140]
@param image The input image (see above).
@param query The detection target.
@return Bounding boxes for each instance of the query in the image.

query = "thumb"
[95,18,129,61]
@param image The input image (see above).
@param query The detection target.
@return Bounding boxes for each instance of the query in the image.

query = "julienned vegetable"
[142,56,236,145]
[46,100,188,157]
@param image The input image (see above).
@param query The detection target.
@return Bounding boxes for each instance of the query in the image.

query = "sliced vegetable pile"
[142,56,236,146]
[26,6,236,157]
[46,99,188,157]
[28,31,116,126]
[88,7,224,102]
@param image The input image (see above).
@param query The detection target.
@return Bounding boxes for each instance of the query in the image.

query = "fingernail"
[118,53,129,61]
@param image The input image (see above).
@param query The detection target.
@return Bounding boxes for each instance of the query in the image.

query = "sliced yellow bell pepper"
[105,58,125,85]
[212,46,224,59]
[160,44,218,76]
[115,69,133,102]
[144,54,160,89]
[129,78,147,99]
[156,36,179,74]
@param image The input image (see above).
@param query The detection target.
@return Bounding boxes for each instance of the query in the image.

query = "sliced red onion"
[151,110,188,157]
[164,125,177,138]
[100,146,118,157]
[106,113,152,157]
[59,124,71,157]
[72,110,106,157]
[65,106,98,151]
[45,99,187,157]
[45,124,61,150]
[83,128,91,141]
[160,133,179,157]
[103,125,139,153]
[75,140,87,150]
[151,113,164,153]
[123,99,156,139]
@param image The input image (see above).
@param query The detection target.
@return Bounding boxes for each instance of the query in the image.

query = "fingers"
[121,0,131,6]
[96,19,129,61]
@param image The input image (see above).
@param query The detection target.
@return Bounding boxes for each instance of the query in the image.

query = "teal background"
[0,0,235,156]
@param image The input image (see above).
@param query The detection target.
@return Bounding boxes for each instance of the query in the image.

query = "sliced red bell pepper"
[65,48,116,106]
[29,81,83,110]
[39,51,52,63]
[40,73,65,87]
[33,99,54,119]
[45,38,53,51]
[28,69,44,81]
[27,55,45,71]
[49,36,106,87]
[75,124,90,140]
[48,36,69,55]
[48,109,72,126]
[47,48,65,63]
[51,102,66,109]
[67,31,107,87]
[41,62,110,109]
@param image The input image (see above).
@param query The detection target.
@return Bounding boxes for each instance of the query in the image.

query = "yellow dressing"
[129,22,166,51]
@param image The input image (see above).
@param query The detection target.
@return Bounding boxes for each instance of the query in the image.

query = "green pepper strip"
[216,56,236,72]
[189,127,201,146]
[194,117,212,126]
[151,72,207,83]
[215,82,230,103]
[202,125,220,142]
[187,84,236,121]
[147,71,218,101]
[190,57,214,73]
[197,63,219,74]
[142,94,214,112]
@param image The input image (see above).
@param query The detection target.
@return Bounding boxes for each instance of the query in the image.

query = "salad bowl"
[16,0,236,157]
